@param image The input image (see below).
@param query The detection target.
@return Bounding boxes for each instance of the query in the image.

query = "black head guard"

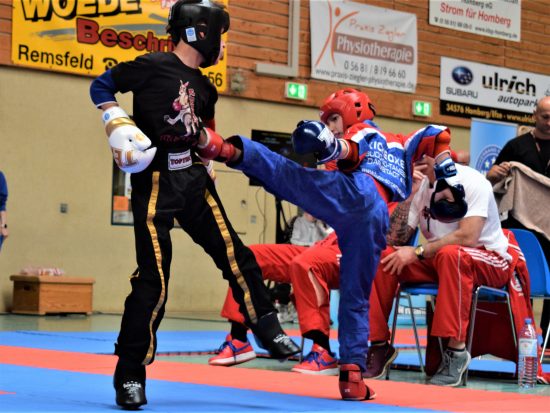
[167,0,230,68]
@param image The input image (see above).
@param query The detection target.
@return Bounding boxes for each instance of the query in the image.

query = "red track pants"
[221,233,341,335]
[369,244,511,342]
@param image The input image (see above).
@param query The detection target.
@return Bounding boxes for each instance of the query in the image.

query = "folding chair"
[388,282,438,378]
[511,228,550,363]
[386,227,436,378]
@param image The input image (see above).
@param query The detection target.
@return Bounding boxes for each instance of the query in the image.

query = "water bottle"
[518,318,538,388]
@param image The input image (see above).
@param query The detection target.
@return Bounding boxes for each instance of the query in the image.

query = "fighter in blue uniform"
[197,88,466,400]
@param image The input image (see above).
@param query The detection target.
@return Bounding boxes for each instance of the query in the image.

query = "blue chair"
[386,228,433,375]
[510,228,550,363]
[388,282,438,377]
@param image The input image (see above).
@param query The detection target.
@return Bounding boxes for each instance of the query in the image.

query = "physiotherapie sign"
[310,0,417,93]
[11,0,228,91]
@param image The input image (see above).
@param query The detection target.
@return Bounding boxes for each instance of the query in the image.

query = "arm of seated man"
[386,168,426,247]
[420,215,485,259]
[381,216,485,275]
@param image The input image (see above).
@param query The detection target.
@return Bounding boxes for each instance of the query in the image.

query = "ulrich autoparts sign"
[440,57,550,124]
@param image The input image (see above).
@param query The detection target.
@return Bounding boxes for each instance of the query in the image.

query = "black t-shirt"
[111,52,217,152]
[494,132,550,177]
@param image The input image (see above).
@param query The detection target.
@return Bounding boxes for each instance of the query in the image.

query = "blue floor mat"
[1,330,548,375]
[0,364,446,413]
[0,330,333,355]
[0,330,225,354]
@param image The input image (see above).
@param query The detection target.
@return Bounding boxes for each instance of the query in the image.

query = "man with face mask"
[366,155,511,387]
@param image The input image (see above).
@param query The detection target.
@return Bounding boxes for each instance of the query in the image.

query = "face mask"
[429,179,468,223]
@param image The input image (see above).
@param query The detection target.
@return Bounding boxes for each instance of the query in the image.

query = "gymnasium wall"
[1,0,546,314]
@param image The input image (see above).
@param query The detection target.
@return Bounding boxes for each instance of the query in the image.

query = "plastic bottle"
[518,317,538,388]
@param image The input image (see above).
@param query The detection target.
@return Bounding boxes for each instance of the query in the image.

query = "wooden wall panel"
[2,0,549,128]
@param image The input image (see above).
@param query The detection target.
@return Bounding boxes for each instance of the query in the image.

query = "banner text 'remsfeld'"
[21,0,141,21]
[18,44,94,69]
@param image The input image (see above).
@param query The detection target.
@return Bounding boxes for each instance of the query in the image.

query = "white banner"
[440,57,550,122]
[429,0,521,42]
[310,0,417,93]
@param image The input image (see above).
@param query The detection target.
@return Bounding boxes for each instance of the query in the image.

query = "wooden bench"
[10,275,95,315]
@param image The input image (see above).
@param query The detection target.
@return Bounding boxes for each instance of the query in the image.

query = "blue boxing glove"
[434,157,457,180]
[291,120,342,164]
[434,156,462,189]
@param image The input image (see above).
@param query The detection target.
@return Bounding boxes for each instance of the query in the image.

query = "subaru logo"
[452,66,473,85]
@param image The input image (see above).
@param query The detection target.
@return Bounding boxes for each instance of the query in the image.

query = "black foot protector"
[252,312,301,359]
[114,360,147,410]
[115,381,147,410]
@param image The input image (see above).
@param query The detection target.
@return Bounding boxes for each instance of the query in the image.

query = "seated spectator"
[208,170,426,375]
[208,231,341,375]
[366,156,511,386]
[290,211,331,246]
[275,211,332,323]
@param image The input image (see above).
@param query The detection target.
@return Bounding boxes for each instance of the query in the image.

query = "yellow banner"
[11,0,227,91]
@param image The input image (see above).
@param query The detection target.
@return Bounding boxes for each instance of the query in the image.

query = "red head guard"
[319,88,376,129]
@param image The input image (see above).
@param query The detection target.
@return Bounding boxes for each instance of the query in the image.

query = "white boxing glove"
[102,106,157,173]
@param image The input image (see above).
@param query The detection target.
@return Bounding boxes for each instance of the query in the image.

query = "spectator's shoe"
[428,348,471,387]
[291,344,339,375]
[252,312,301,359]
[113,361,147,410]
[208,334,257,366]
[363,342,398,379]
[339,364,376,401]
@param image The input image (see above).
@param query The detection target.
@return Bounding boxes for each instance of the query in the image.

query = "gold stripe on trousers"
[205,188,257,323]
[144,172,166,365]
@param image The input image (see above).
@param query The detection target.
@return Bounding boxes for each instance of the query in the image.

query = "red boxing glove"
[196,128,236,162]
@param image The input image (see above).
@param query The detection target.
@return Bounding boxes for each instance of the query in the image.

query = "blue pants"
[231,137,389,370]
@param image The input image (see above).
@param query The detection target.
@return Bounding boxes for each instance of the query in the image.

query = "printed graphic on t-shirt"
[164,80,200,136]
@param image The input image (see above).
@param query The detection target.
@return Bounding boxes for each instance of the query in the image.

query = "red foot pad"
[338,364,376,401]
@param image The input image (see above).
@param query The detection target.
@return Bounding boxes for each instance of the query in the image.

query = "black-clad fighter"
[90,1,299,409]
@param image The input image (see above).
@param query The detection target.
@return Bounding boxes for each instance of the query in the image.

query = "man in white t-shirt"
[364,156,511,387]
[290,212,331,247]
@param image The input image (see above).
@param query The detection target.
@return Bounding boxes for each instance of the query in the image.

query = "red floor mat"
[1,345,549,412]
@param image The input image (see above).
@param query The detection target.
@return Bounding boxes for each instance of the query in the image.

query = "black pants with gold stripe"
[116,164,273,365]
